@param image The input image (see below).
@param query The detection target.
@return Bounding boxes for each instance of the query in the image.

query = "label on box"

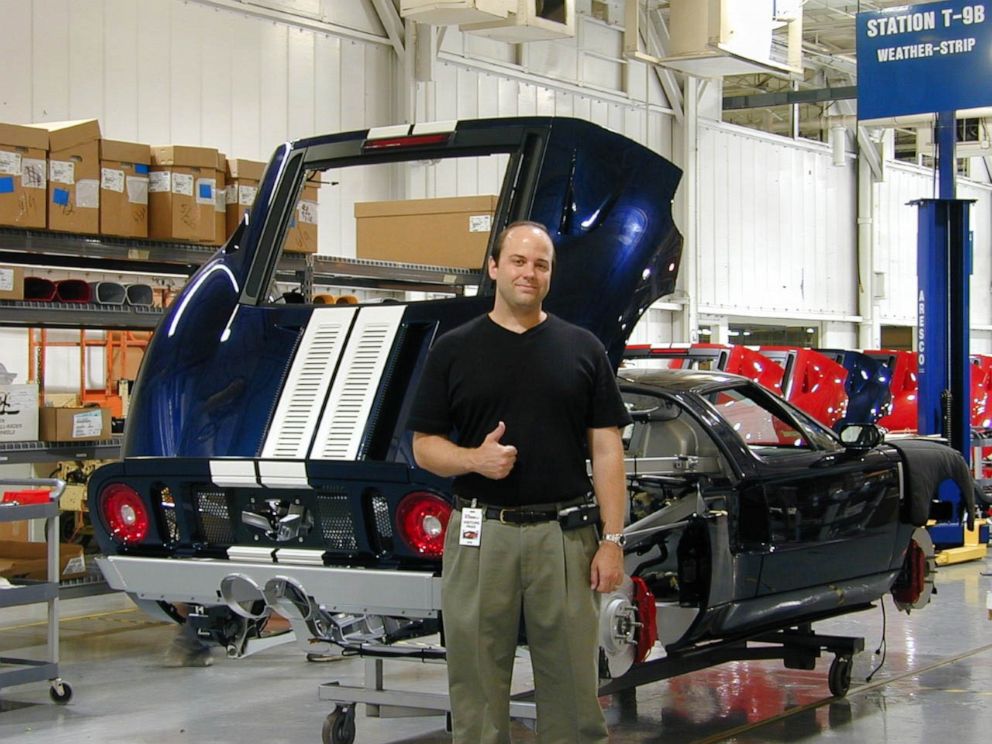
[195,178,215,205]
[214,186,226,213]
[22,159,46,189]
[238,184,257,206]
[50,160,75,185]
[298,200,318,225]
[0,151,21,176]
[71,409,103,438]
[127,176,149,205]
[0,268,12,291]
[76,179,99,209]
[149,171,170,193]
[101,167,125,193]
[469,214,491,233]
[225,184,236,206]
[172,173,193,197]
[62,553,85,577]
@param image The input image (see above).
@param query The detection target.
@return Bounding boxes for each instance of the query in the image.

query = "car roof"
[618,367,751,394]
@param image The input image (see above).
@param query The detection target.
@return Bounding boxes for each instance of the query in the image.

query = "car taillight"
[396,491,451,558]
[100,483,150,544]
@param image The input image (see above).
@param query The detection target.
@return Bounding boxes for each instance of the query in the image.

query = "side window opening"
[263,153,513,307]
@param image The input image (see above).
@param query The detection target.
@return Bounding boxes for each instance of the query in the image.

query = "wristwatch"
[600,532,626,548]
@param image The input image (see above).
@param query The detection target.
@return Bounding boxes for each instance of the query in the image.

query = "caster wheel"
[828,655,853,697]
[322,706,356,744]
[49,681,73,704]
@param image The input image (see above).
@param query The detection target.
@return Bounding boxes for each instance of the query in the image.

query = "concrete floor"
[1,556,991,743]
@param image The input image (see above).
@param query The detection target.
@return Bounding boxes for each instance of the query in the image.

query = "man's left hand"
[590,541,625,593]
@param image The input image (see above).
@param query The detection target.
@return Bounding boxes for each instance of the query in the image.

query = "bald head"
[491,221,555,266]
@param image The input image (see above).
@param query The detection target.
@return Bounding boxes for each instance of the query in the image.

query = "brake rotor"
[892,527,937,612]
[598,576,658,679]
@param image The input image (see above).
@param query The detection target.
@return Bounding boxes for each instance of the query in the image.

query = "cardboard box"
[28,119,101,234]
[0,520,28,541]
[355,195,498,268]
[100,139,150,238]
[0,384,39,442]
[214,152,228,245]
[39,406,110,442]
[285,182,319,254]
[149,145,220,243]
[0,264,24,300]
[0,540,86,581]
[225,158,265,236]
[0,122,48,230]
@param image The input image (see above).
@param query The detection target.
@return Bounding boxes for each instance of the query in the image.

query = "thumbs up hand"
[471,421,517,480]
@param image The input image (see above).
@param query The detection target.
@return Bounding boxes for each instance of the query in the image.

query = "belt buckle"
[498,508,510,525]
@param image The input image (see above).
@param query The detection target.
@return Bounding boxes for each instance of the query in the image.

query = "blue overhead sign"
[857,0,992,120]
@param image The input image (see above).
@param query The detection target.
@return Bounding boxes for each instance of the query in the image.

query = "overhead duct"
[400,0,575,41]
[626,0,802,78]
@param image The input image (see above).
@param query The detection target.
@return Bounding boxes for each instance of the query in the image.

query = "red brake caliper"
[630,576,658,663]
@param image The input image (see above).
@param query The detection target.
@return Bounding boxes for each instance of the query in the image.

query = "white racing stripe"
[311,305,406,460]
[261,307,358,459]
[210,459,260,488]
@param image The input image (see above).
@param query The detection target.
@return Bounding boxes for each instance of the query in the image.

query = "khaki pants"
[442,509,608,744]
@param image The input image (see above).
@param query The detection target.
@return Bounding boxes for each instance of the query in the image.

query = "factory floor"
[1,555,990,743]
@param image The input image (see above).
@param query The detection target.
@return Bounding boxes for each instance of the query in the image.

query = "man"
[408,221,630,743]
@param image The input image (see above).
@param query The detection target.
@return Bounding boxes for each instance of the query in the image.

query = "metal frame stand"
[0,478,72,704]
[314,622,865,744]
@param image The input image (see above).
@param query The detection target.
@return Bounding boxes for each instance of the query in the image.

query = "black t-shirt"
[407,313,632,507]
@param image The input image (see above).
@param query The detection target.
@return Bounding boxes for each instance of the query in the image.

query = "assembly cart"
[0,477,72,704]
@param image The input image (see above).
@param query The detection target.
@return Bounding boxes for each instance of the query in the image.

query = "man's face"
[488,227,554,311]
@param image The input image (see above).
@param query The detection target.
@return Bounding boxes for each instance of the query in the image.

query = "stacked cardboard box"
[29,119,102,235]
[0,264,24,300]
[225,158,265,235]
[285,177,319,254]
[0,541,86,581]
[0,122,47,229]
[39,405,111,442]
[214,152,228,245]
[149,145,221,243]
[355,194,497,268]
[0,383,39,442]
[100,139,151,238]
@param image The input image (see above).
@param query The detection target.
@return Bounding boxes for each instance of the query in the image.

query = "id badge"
[459,507,483,547]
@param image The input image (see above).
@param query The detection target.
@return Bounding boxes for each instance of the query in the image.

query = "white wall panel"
[103,0,141,139]
[33,0,71,121]
[695,121,856,321]
[0,1,32,122]
[874,164,931,325]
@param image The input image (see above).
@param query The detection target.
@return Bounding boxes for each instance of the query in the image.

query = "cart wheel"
[322,706,356,744]
[49,681,73,704]
[828,655,853,697]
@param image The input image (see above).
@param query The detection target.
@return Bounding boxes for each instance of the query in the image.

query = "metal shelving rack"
[0,478,72,704]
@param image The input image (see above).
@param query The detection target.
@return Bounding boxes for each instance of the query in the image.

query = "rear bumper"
[97,555,443,618]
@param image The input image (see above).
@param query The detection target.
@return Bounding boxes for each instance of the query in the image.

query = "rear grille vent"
[194,487,235,545]
[316,491,359,551]
[156,485,179,543]
[371,493,392,538]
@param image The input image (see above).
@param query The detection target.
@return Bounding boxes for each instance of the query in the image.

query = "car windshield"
[706,385,839,453]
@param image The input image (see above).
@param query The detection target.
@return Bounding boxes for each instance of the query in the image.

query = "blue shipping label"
[0,177,13,194]
[53,188,70,206]
[199,183,213,199]
[135,164,149,174]
[857,0,992,119]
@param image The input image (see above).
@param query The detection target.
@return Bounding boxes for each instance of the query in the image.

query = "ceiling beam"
[370,0,405,58]
[723,85,856,111]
